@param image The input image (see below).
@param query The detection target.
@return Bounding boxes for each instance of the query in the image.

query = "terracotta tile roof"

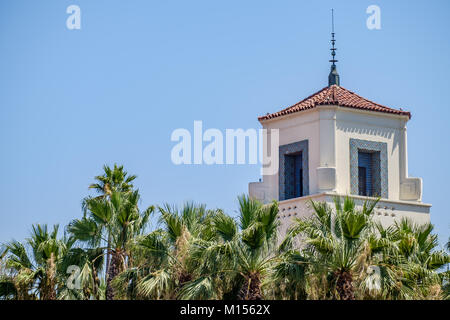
[258,85,411,121]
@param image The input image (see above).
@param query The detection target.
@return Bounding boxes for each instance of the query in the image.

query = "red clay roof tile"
[258,85,411,121]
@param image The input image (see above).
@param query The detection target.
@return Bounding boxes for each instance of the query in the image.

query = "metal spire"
[328,9,340,86]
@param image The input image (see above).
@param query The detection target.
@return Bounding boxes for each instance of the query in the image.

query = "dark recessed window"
[284,152,303,200]
[358,166,367,196]
[358,150,381,197]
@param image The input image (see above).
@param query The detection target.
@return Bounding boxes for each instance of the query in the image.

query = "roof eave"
[258,104,411,123]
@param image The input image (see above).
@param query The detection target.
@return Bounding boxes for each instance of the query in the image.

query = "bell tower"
[248,10,430,236]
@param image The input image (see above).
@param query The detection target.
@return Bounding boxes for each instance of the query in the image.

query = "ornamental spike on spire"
[328,9,340,86]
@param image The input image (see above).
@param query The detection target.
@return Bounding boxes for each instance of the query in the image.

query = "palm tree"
[0,241,34,300]
[384,219,449,299]
[89,164,137,197]
[277,197,450,300]
[114,203,217,300]
[0,244,22,300]
[267,235,310,300]
[58,247,104,300]
[179,195,279,300]
[279,197,378,300]
[68,190,153,300]
[86,164,137,281]
[0,224,68,300]
[235,196,279,300]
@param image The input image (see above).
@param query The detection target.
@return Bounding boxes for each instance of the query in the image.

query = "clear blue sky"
[0,0,449,246]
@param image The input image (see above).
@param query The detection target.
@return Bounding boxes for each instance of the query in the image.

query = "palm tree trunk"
[106,250,122,300]
[335,270,354,300]
[238,272,262,300]
[92,265,100,300]
[105,235,111,283]
[41,254,57,300]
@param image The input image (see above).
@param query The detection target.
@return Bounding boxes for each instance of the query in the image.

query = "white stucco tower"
[249,34,430,236]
